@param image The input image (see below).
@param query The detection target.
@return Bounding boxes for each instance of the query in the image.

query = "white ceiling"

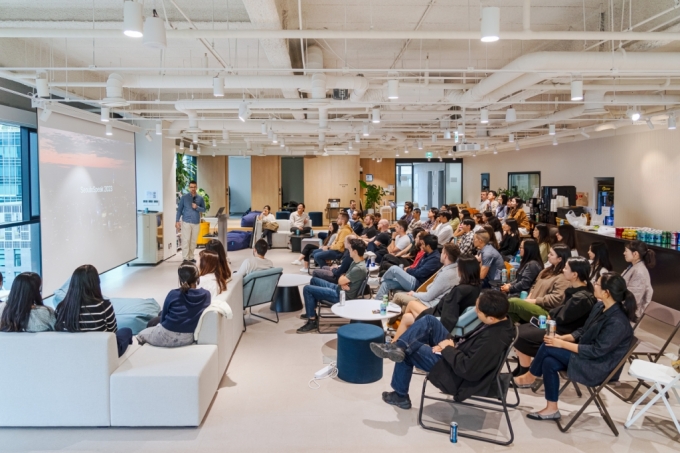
[1,0,680,157]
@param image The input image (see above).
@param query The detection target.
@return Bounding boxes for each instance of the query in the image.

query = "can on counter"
[671,232,678,247]
[538,315,547,329]
[450,422,458,443]
[520,291,528,300]
[547,320,557,337]
[339,291,346,306]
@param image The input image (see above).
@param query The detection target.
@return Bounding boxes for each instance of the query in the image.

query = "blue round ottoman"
[337,324,384,384]
[308,211,323,227]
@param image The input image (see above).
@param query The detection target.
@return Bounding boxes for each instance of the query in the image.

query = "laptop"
[215,207,225,216]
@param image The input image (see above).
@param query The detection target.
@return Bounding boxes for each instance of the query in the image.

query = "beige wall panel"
[360,158,396,208]
[304,155,360,224]
[462,128,680,230]
[251,155,281,211]
[196,156,228,217]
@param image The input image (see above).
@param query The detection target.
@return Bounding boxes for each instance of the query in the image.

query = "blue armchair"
[451,306,482,338]
[242,267,283,331]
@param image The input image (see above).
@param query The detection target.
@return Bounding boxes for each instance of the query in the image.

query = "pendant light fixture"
[372,108,381,124]
[106,124,113,136]
[100,107,109,122]
[213,76,225,97]
[480,108,489,124]
[480,7,500,42]
[123,1,144,38]
[570,79,583,101]
[143,9,166,49]
[156,123,162,135]
[505,107,517,123]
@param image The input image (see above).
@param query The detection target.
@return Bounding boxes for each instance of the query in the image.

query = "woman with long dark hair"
[556,224,579,257]
[587,241,612,285]
[533,223,553,264]
[512,257,597,376]
[137,261,211,348]
[515,272,635,421]
[448,206,460,231]
[204,239,232,283]
[460,209,472,222]
[498,218,521,259]
[292,222,339,270]
[501,239,543,297]
[197,250,228,298]
[496,194,509,219]
[622,240,656,319]
[507,197,530,234]
[482,225,500,250]
[0,272,54,332]
[487,216,503,244]
[55,265,132,356]
[507,244,572,323]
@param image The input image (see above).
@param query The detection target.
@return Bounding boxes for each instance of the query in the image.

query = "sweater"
[428,318,515,402]
[529,272,570,309]
[289,212,311,229]
[509,208,530,230]
[412,263,460,307]
[0,303,56,332]
[508,261,543,295]
[55,299,118,333]
[622,261,653,320]
[420,284,481,332]
[549,286,597,335]
[330,224,353,252]
[498,233,520,257]
[160,288,211,334]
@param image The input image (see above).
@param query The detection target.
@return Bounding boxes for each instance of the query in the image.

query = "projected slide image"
[39,126,137,294]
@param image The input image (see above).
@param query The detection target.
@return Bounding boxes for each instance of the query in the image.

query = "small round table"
[331,299,401,322]
[271,274,312,313]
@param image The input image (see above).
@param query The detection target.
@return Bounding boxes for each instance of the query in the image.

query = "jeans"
[313,249,343,268]
[391,315,448,396]
[115,328,133,357]
[375,266,418,300]
[508,298,550,323]
[261,229,273,247]
[530,344,573,402]
[302,277,340,318]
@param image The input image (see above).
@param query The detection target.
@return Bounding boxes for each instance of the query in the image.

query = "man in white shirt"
[289,203,312,235]
[389,220,412,255]
[237,239,274,276]
[431,211,454,244]
[478,190,489,212]
[407,208,422,234]
[485,190,499,213]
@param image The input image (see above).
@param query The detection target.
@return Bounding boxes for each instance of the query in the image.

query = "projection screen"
[38,110,137,296]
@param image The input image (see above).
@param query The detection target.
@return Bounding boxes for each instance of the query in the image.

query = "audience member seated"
[496,194,509,219]
[237,239,274,276]
[420,208,438,231]
[289,202,312,235]
[137,261,211,348]
[370,290,515,409]
[431,211,454,244]
[515,273,635,421]
[501,239,544,297]
[507,197,530,235]
[533,223,553,264]
[297,239,369,333]
[205,239,232,283]
[482,210,494,225]
[485,190,500,213]
[453,219,476,255]
[474,231,504,288]
[292,223,338,270]
[487,215,503,244]
[365,219,390,245]
[498,218,521,260]
[375,234,441,300]
[478,189,490,212]
[513,257,596,377]
[460,209,472,222]
[197,250,228,298]
[507,244,571,323]
[556,224,579,257]
[482,225,500,250]
[391,243,461,311]
[379,228,425,274]
[370,232,392,264]
[312,213,353,269]
[473,213,485,232]
[399,201,414,224]
[55,265,132,357]
[257,205,276,249]
[622,240,655,319]
[448,206,460,231]
[351,210,364,236]
[362,214,378,239]
[346,199,358,222]
[311,235,356,282]
[587,241,612,285]
[407,208,422,234]
[388,220,412,255]
[0,272,55,332]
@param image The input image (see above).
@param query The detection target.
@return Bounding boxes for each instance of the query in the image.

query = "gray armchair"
[242,267,283,331]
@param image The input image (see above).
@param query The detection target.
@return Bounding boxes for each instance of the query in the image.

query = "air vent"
[453,143,480,152]
[332,89,349,100]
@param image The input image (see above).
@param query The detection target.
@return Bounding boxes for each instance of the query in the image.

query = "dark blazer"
[418,284,481,332]
[332,250,353,278]
[567,302,634,387]
[508,261,543,295]
[549,286,596,335]
[429,318,516,402]
[406,250,442,287]
[498,233,520,257]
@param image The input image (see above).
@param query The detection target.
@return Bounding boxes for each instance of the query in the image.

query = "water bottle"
[339,290,346,306]
[380,295,388,314]
[514,251,521,263]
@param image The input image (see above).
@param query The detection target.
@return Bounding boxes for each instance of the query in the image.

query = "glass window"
[0,223,41,289]
[14,249,21,266]
[0,124,22,223]
[0,249,4,266]
[508,172,541,201]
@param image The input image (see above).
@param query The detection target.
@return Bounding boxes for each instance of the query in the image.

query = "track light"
[355,133,360,143]
[190,144,194,152]
[272,134,278,144]
[35,72,49,98]
[212,152,215,157]
[267,128,273,140]
[627,107,641,122]
[580,129,590,138]
[156,123,162,135]
[348,141,353,150]
[515,142,520,151]
[646,119,654,130]
[439,155,443,161]
[480,109,489,124]
[549,124,555,135]
[444,129,451,140]
[372,108,381,123]
[100,107,109,122]
[509,133,514,143]
[261,122,267,134]
[39,107,52,122]
[123,1,144,38]
[179,141,184,150]
[553,136,558,146]
[417,140,423,150]
[484,141,489,150]
[396,150,400,157]
[472,152,477,158]
[457,125,465,136]
[669,114,677,130]
[238,101,249,122]
[570,80,583,101]
[192,133,198,143]
[106,124,113,136]
[143,9,166,49]
[480,7,500,42]
[213,76,225,97]
[280,138,285,147]
[505,107,516,123]
[222,130,229,142]
[197,146,201,155]
[363,123,369,136]
[212,139,217,147]
[145,131,153,142]
[431,134,437,143]
[493,145,498,154]
[387,79,399,100]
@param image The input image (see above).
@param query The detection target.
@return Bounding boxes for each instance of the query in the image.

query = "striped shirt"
[56,299,118,332]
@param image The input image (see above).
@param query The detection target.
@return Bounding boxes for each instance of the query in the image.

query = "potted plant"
[198,188,211,217]
[360,180,386,213]
[175,153,196,195]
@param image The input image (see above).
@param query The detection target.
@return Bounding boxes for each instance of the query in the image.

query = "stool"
[289,235,310,253]
[301,237,322,251]
[337,324,384,384]
[276,211,290,220]
[309,211,323,226]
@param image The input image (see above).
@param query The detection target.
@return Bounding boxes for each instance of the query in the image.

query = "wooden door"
[251,155,281,211]
[304,155,360,224]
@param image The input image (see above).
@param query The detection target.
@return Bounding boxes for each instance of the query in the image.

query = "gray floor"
[3,247,679,452]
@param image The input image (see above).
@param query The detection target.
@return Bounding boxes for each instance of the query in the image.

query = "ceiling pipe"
[490,106,586,136]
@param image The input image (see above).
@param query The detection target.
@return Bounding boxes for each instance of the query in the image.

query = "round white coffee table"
[331,299,401,321]
[271,274,312,313]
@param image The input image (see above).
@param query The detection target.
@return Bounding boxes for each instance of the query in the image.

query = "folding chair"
[317,272,371,334]
[624,359,680,435]
[242,267,283,332]
[418,327,520,446]
[607,302,680,402]
[555,336,640,436]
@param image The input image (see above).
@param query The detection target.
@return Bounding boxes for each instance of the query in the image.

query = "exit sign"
[425,152,433,158]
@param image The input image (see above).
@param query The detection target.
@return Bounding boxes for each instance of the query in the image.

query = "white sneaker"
[300,268,309,273]
[291,259,302,265]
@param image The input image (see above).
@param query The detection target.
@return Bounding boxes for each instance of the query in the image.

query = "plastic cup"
[520,291,528,300]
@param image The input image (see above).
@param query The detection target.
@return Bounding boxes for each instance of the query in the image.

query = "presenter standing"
[176,181,205,262]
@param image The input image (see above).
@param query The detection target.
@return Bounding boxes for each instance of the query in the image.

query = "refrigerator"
[597,182,615,226]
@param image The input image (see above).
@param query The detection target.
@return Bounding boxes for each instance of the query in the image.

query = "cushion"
[337,324,384,384]
[227,231,252,251]
[241,211,261,227]
[275,211,290,220]
[308,211,323,226]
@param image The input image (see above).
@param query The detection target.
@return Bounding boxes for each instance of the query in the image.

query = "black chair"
[418,327,520,446]
[554,336,640,436]
[317,272,371,334]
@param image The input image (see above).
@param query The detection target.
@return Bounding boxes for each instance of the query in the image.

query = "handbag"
[263,221,279,232]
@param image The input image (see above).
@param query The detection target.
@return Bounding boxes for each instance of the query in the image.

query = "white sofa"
[0,279,244,428]
[253,219,293,248]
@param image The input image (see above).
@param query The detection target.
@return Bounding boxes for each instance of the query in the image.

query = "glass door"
[395,163,413,218]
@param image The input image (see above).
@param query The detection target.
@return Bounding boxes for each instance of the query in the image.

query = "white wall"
[462,127,680,230]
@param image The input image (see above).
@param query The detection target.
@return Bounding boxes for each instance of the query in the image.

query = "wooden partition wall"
[196,156,229,216]
[251,155,281,211]
[360,158,396,208]
[304,155,360,224]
